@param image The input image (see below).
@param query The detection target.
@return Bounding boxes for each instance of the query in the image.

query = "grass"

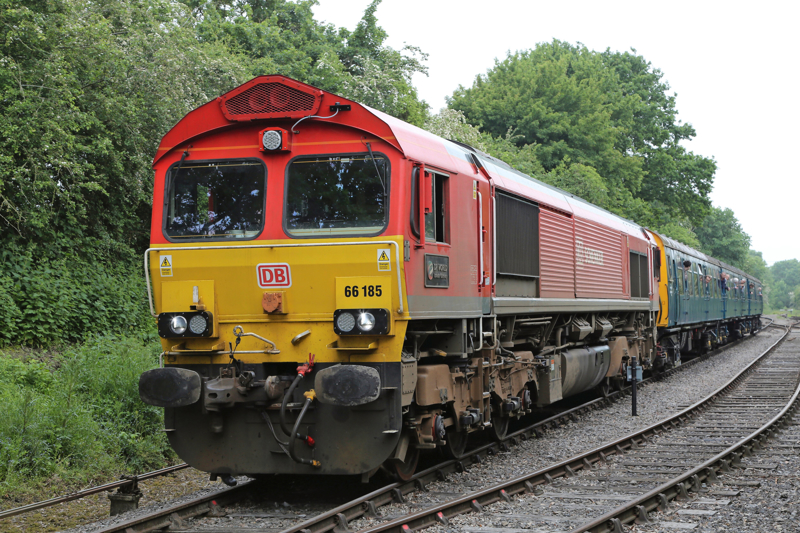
[0,333,175,504]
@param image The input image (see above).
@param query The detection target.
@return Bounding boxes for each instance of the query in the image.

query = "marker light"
[189,314,207,335]
[336,312,355,333]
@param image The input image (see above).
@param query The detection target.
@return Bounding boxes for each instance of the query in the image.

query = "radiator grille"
[539,207,574,298]
[222,82,319,120]
[629,251,649,298]
[496,193,539,277]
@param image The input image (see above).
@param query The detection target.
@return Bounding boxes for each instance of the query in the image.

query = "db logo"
[256,263,292,288]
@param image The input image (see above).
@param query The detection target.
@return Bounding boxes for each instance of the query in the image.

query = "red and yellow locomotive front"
[140,77,420,477]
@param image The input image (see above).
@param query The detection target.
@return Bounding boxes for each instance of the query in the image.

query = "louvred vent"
[219,80,323,121]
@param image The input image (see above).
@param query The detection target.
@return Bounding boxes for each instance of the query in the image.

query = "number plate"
[335,277,391,309]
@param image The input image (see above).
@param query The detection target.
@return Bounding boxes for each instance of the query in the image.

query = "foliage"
[424,108,488,151]
[0,0,245,256]
[0,245,152,347]
[772,259,800,287]
[601,49,715,225]
[0,0,428,263]
[695,207,751,268]
[194,0,429,125]
[768,259,800,311]
[447,40,716,227]
[0,335,168,497]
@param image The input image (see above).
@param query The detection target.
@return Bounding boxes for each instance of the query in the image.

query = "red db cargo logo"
[256,263,292,288]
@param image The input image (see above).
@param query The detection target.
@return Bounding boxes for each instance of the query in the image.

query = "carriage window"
[671,260,678,293]
[285,154,389,237]
[164,160,265,240]
[681,263,688,294]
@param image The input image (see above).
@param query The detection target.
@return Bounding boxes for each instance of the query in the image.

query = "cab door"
[474,178,493,295]
[680,260,691,324]
[702,265,710,322]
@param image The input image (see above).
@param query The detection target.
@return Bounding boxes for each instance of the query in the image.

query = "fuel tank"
[561,345,610,397]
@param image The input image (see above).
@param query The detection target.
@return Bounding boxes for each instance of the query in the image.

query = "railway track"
[53,321,775,533]
[334,321,797,533]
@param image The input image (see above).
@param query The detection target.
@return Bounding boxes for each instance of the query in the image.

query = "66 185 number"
[344,285,382,297]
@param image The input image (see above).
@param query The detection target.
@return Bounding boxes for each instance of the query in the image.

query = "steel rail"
[573,322,800,533]
[31,321,765,532]
[350,322,788,533]
[0,464,189,520]
[92,482,250,533]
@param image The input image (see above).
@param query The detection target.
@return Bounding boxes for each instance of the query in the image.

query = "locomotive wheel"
[442,426,468,459]
[596,377,612,397]
[489,415,509,442]
[389,446,419,481]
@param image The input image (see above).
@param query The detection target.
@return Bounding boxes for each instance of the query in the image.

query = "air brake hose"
[280,373,303,437]
[289,390,320,467]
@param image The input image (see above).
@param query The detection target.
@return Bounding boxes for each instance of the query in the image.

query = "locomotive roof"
[154,75,758,283]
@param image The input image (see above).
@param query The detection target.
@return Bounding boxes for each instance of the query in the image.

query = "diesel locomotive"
[139,76,763,482]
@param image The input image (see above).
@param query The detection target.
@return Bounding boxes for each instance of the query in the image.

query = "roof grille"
[220,81,321,121]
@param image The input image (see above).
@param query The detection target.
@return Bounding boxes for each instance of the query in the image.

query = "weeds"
[0,334,173,499]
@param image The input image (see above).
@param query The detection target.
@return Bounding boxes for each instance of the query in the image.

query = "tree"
[694,207,751,268]
[742,250,772,284]
[0,0,245,256]
[602,50,715,225]
[448,40,716,227]
[772,259,800,288]
[770,280,791,310]
[194,0,429,125]
[449,41,642,197]
[424,108,487,151]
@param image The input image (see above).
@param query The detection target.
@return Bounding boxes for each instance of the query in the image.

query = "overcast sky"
[313,0,799,266]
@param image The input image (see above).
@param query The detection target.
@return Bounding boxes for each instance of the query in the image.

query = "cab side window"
[424,172,447,243]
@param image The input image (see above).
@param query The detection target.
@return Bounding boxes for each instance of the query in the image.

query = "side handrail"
[144,240,404,317]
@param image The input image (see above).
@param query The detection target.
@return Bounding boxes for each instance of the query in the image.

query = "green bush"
[0,334,172,497]
[0,249,153,347]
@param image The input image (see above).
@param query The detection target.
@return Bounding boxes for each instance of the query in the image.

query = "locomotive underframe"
[399,307,658,463]
[657,316,761,360]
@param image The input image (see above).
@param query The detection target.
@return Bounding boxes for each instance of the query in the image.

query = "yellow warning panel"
[376,248,391,271]
[160,255,173,277]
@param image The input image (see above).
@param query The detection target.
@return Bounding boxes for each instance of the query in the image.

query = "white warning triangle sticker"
[159,255,173,277]
[378,251,389,262]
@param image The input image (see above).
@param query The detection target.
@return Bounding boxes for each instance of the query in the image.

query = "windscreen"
[285,154,388,236]
[164,160,265,240]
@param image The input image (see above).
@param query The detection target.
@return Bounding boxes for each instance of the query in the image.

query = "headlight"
[357,312,375,331]
[333,309,389,335]
[189,314,208,335]
[170,316,187,335]
[158,311,213,338]
[262,130,282,150]
[336,312,356,333]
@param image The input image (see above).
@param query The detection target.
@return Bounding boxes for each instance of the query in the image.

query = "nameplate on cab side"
[424,254,449,288]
